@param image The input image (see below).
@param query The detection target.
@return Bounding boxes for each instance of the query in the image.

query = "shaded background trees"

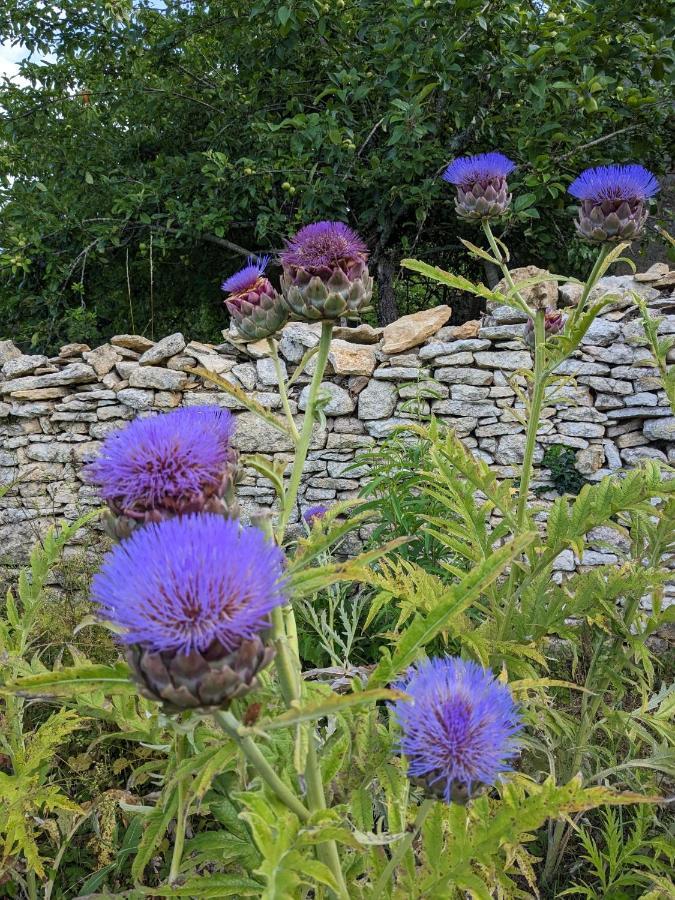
[0,0,673,351]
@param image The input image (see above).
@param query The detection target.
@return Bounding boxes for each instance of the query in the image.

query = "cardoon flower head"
[222,255,288,341]
[303,504,328,526]
[568,164,659,243]
[86,406,239,538]
[280,221,373,321]
[442,152,516,221]
[524,309,565,348]
[393,657,522,804]
[92,515,286,711]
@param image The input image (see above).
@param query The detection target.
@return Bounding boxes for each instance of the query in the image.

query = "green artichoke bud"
[568,165,659,244]
[443,152,515,221]
[127,635,275,714]
[222,256,289,340]
[280,220,373,321]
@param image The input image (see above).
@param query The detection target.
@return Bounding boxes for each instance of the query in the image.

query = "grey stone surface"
[2,354,49,378]
[138,332,186,366]
[644,417,675,440]
[419,339,490,359]
[0,363,96,394]
[117,388,155,410]
[357,380,398,419]
[474,351,532,370]
[1,279,672,590]
[299,382,354,416]
[128,367,189,390]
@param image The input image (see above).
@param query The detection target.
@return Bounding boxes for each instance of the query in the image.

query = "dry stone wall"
[1,266,674,587]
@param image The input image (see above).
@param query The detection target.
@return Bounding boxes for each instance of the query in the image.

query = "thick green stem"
[500,309,546,638]
[264,321,346,894]
[277,321,333,541]
[372,799,434,897]
[213,710,310,821]
[168,731,189,884]
[516,309,546,528]
[483,222,530,313]
[268,338,300,442]
[306,737,351,900]
[270,605,301,706]
[567,243,611,332]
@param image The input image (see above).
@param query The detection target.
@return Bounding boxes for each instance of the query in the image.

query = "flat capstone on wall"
[1,264,674,601]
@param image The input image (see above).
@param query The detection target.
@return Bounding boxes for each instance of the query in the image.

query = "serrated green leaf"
[249,688,406,733]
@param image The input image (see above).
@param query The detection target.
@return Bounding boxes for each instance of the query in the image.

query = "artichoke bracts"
[91,516,287,712]
[443,152,516,221]
[280,220,373,321]
[222,256,289,340]
[127,636,275,713]
[86,406,240,540]
[524,309,565,348]
[568,165,659,244]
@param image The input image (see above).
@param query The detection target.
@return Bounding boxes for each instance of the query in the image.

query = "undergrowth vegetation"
[0,162,674,898]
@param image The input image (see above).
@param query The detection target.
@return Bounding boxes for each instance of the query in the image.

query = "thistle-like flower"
[92,515,286,711]
[303,504,328,526]
[280,221,373,321]
[222,256,289,341]
[442,152,516,221]
[393,657,522,804]
[568,164,659,243]
[524,309,565,348]
[86,406,239,539]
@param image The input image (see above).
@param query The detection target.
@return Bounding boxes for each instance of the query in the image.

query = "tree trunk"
[376,254,399,325]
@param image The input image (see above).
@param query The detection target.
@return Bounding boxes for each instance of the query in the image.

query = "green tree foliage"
[1,0,673,349]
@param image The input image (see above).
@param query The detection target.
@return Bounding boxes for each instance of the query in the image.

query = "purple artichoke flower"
[222,256,288,341]
[303,504,329,526]
[393,657,522,804]
[86,406,239,539]
[92,514,286,711]
[280,221,373,321]
[442,152,516,221]
[568,164,659,243]
[524,309,565,348]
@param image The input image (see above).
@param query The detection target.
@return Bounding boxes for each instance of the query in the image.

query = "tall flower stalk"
[217,220,372,899]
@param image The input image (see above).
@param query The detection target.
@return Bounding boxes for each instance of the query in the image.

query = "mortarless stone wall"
[1,266,674,591]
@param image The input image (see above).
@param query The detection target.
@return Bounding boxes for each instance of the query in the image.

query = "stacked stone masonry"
[1,266,674,600]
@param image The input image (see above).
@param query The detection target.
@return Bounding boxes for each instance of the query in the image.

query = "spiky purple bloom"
[222,256,288,340]
[281,221,368,281]
[393,657,522,803]
[568,165,659,203]
[92,514,287,655]
[280,221,373,320]
[443,152,516,188]
[303,504,328,526]
[222,255,271,297]
[568,164,659,243]
[86,406,236,521]
[442,152,515,222]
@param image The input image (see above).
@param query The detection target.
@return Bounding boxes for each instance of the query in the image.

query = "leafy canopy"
[0,0,672,349]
